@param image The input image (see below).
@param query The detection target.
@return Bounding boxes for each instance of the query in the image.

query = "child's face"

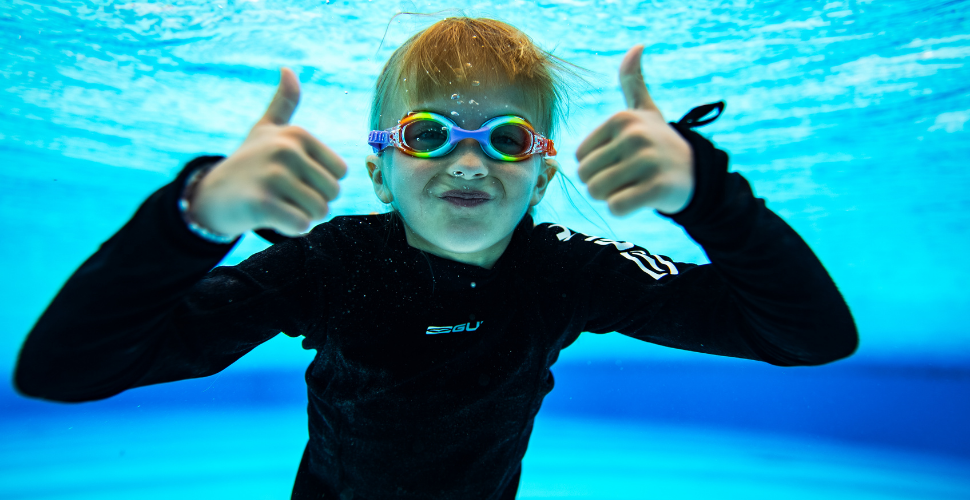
[366,84,557,268]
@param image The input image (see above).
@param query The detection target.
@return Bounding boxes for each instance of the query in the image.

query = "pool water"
[2,0,969,498]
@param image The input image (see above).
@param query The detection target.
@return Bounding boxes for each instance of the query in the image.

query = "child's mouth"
[440,190,492,208]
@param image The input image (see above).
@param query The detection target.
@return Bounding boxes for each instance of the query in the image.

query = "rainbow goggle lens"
[367,112,556,162]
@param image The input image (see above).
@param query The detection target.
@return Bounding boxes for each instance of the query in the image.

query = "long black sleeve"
[14,156,321,402]
[568,122,857,366]
[672,123,857,364]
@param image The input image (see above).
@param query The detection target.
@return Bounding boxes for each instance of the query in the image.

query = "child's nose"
[450,139,489,179]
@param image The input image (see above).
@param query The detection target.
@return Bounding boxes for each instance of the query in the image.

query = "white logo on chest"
[426,321,484,335]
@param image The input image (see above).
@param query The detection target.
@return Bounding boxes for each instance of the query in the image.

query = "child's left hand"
[576,45,695,216]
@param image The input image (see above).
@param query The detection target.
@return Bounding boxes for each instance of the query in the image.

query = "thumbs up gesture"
[188,68,348,238]
[576,45,694,216]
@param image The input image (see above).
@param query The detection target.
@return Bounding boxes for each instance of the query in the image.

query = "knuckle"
[613,110,636,124]
[276,207,309,234]
[246,197,270,226]
[264,165,288,184]
[256,194,277,214]
[270,136,300,156]
[608,198,629,216]
[632,150,659,171]
[619,129,650,148]
[315,178,336,201]
[285,125,308,137]
[315,201,330,219]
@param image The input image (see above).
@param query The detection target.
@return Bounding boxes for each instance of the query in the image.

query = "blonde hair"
[369,16,583,141]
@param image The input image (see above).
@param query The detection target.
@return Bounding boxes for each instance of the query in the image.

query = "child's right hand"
[188,68,348,238]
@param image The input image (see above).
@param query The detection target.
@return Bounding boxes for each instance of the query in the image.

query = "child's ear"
[366,154,394,204]
[529,158,559,207]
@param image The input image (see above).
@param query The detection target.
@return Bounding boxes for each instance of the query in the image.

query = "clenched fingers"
[274,145,340,201]
[607,180,668,217]
[576,111,652,171]
[578,123,654,184]
[266,169,330,221]
[585,154,660,201]
[576,115,620,163]
[288,126,348,180]
[259,197,314,236]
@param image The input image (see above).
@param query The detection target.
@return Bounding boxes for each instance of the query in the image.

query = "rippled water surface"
[2,0,969,498]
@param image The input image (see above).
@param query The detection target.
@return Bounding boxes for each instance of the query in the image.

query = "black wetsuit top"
[14,108,858,500]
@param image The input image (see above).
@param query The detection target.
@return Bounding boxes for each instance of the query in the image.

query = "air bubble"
[451,93,460,100]
[468,99,478,105]
[470,282,477,288]
[451,111,459,116]
[457,100,464,105]
[471,81,480,86]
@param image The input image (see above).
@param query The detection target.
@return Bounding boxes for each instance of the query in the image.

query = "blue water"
[2,0,969,498]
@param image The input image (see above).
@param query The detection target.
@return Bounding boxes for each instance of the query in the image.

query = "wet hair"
[370,16,602,228]
[369,16,583,141]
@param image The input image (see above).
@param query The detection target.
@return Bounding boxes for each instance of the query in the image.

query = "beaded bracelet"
[177,164,237,244]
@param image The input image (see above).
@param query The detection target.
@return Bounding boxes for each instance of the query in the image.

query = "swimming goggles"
[368,112,556,162]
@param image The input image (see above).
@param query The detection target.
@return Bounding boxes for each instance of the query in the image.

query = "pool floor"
[2,408,968,499]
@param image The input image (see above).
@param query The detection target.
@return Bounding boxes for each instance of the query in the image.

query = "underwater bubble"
[451,93,460,100]
[471,80,480,86]
[457,100,464,105]
[344,91,348,94]
[468,99,478,105]
[470,282,476,288]
[451,111,459,116]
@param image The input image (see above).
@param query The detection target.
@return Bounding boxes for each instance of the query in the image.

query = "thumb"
[619,45,661,115]
[259,67,301,126]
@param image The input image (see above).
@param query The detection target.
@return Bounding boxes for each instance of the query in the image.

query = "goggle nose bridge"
[447,125,493,149]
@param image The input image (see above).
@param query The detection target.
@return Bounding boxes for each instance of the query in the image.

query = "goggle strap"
[543,138,557,157]
[528,136,556,157]
[367,130,391,153]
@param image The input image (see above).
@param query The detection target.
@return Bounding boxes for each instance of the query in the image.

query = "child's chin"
[435,236,499,254]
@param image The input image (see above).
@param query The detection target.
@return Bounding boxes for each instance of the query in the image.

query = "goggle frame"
[368,112,557,162]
